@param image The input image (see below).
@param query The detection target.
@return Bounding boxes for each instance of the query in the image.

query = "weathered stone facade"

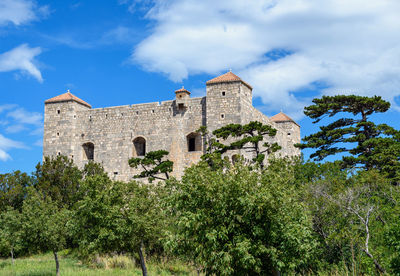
[43,72,300,181]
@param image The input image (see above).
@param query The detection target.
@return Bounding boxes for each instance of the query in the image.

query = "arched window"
[187,132,201,152]
[82,142,94,160]
[133,137,146,156]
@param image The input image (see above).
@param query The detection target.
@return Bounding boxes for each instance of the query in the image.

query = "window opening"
[187,132,201,152]
[82,142,94,160]
[133,137,146,156]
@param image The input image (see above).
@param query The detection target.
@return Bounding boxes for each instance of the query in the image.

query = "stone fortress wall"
[43,72,300,181]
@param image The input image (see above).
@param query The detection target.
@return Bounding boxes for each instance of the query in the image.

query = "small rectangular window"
[222,91,226,96]
[57,110,60,114]
[221,114,225,119]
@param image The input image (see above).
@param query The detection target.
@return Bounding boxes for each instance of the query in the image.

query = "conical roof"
[206,71,252,89]
[45,91,91,108]
[175,87,190,94]
[270,112,299,126]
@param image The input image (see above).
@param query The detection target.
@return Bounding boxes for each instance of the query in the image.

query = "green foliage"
[21,189,71,254]
[0,207,23,259]
[304,164,400,274]
[164,158,317,275]
[0,170,32,212]
[35,155,83,208]
[200,121,281,169]
[298,95,400,183]
[82,161,108,178]
[128,150,173,182]
[72,174,165,264]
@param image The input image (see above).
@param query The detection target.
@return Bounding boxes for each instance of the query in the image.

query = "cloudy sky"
[1,0,400,173]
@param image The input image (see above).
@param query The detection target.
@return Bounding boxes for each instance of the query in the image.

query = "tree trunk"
[53,250,60,276]
[138,241,148,276]
[11,249,14,265]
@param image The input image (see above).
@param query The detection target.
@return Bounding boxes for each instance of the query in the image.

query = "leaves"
[128,150,173,182]
[299,95,400,183]
[200,121,281,169]
[164,159,317,274]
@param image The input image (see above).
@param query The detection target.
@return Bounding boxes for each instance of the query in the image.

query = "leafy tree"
[0,171,32,212]
[306,166,399,274]
[164,157,317,275]
[82,161,108,178]
[119,181,166,276]
[22,189,70,276]
[73,174,165,275]
[35,155,82,208]
[128,150,173,182]
[199,121,281,169]
[0,207,23,262]
[298,95,400,182]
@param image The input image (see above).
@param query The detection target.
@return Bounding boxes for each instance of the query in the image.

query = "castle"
[43,72,300,181]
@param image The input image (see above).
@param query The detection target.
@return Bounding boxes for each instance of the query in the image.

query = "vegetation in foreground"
[1,95,400,275]
[0,251,198,275]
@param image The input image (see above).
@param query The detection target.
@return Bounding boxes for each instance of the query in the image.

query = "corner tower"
[205,71,253,131]
[270,112,301,156]
[43,91,91,160]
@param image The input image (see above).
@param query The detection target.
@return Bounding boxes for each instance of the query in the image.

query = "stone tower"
[43,91,91,160]
[43,72,300,181]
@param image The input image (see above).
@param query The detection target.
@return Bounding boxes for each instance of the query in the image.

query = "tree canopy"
[298,95,400,182]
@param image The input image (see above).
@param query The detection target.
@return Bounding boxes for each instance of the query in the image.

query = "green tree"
[305,166,399,274]
[0,171,32,212]
[82,160,108,178]
[128,150,173,182]
[0,207,23,262]
[165,157,317,275]
[200,121,281,169]
[298,95,400,182]
[35,155,82,208]
[119,181,166,276]
[22,189,70,276]
[73,174,165,276]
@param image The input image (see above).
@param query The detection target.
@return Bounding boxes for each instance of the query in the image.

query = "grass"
[0,251,199,276]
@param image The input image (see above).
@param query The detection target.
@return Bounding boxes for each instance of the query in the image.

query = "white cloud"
[0,0,48,26]
[0,44,43,82]
[0,104,17,113]
[5,124,26,134]
[0,134,25,161]
[7,107,42,126]
[0,105,43,160]
[132,0,400,118]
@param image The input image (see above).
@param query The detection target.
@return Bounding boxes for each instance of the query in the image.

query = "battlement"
[43,72,300,181]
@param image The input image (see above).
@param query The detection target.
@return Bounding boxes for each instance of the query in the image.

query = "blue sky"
[1,0,400,174]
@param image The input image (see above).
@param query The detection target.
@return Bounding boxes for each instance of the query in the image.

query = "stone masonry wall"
[43,80,301,181]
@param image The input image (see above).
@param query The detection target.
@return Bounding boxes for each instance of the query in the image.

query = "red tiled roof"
[270,112,299,126]
[45,92,91,108]
[175,87,190,94]
[206,71,252,89]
